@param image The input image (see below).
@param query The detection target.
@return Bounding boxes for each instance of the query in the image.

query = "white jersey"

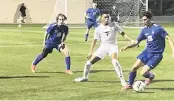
[94,22,123,45]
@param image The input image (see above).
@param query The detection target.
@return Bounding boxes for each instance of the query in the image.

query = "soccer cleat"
[121,80,127,87]
[31,64,36,73]
[144,77,154,86]
[65,70,74,74]
[144,74,155,86]
[121,85,133,90]
[73,77,88,82]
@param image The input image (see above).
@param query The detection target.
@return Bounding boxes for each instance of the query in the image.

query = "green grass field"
[0,24,174,100]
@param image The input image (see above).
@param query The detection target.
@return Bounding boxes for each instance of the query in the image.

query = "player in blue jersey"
[84,2,100,42]
[31,13,73,74]
[120,11,174,90]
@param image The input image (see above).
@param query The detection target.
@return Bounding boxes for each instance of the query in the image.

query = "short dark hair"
[100,10,110,16]
[142,11,153,19]
[56,13,67,22]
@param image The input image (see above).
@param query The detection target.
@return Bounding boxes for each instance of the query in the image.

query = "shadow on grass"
[0,75,49,79]
[36,71,66,74]
[74,70,129,73]
[147,87,174,91]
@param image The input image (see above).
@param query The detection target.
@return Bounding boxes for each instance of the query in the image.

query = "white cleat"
[121,80,127,87]
[73,77,88,82]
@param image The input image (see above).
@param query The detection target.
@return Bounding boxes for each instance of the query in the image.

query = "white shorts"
[93,44,118,59]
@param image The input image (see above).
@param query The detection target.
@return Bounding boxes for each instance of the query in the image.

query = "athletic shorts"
[137,50,163,69]
[86,19,98,29]
[93,44,118,59]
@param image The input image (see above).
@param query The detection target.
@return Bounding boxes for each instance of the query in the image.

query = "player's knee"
[86,60,92,67]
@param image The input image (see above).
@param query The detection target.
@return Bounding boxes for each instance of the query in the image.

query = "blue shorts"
[86,19,98,29]
[137,50,163,69]
[45,43,61,53]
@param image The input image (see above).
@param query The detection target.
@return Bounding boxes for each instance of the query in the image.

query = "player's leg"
[109,45,126,86]
[111,52,127,86]
[74,55,101,82]
[31,47,52,73]
[84,20,93,42]
[122,50,149,90]
[141,54,163,85]
[74,45,107,82]
[59,44,73,74]
[121,59,145,90]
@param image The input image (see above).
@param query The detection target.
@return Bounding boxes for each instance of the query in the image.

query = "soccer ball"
[18,24,21,27]
[133,81,145,92]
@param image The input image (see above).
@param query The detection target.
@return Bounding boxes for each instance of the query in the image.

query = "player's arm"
[61,26,69,42]
[87,39,97,60]
[120,29,146,52]
[115,23,133,42]
[120,40,139,52]
[159,27,174,57]
[87,29,99,59]
[43,25,52,45]
[96,9,101,22]
[166,34,174,57]
[85,9,90,19]
[120,32,133,42]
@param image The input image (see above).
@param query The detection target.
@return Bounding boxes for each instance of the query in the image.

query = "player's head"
[100,10,110,25]
[92,2,97,9]
[21,3,25,6]
[141,11,153,26]
[56,13,67,25]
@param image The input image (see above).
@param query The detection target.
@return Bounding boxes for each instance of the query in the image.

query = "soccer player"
[110,5,119,22]
[31,13,73,74]
[20,3,26,23]
[120,11,174,90]
[74,10,134,86]
[84,2,100,42]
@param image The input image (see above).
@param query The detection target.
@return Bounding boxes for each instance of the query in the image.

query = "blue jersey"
[137,24,168,54]
[46,23,68,45]
[86,8,100,21]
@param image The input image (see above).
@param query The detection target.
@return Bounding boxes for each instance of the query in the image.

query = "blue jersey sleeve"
[65,26,69,35]
[97,9,100,16]
[86,8,90,14]
[158,27,168,39]
[47,25,53,34]
[136,29,146,42]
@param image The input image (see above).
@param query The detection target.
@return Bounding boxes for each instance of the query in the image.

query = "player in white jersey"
[74,10,134,86]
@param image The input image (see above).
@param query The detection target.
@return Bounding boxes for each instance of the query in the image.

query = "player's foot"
[121,85,132,90]
[65,70,74,74]
[31,64,36,73]
[145,77,154,86]
[121,80,127,87]
[84,34,89,42]
[73,77,88,82]
[144,74,155,85]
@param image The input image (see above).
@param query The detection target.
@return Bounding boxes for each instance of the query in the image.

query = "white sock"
[83,60,92,79]
[112,59,127,86]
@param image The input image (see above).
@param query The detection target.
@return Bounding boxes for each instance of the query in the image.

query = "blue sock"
[65,56,71,70]
[33,54,44,65]
[129,71,137,86]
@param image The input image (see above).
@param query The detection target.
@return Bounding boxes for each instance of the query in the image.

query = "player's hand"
[60,42,65,49]
[120,46,127,52]
[130,40,139,48]
[87,53,92,60]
